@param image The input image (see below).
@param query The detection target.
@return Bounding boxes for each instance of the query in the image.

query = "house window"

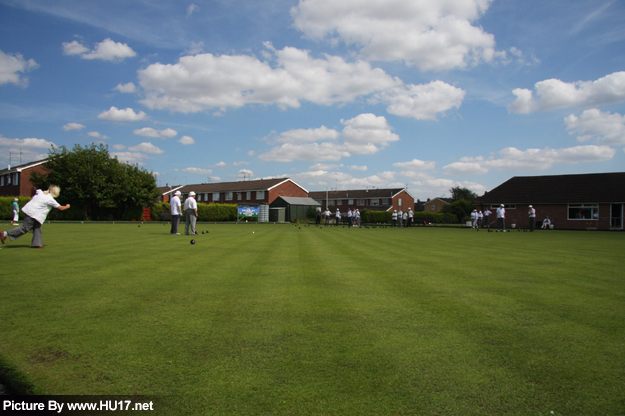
[256,191,265,199]
[357,199,365,206]
[13,173,18,185]
[246,191,251,200]
[225,192,233,201]
[6,174,11,185]
[213,192,220,202]
[382,199,389,205]
[370,199,379,206]
[0,176,3,186]
[237,192,242,201]
[398,198,402,207]
[348,199,354,205]
[337,200,342,205]
[569,204,599,220]
[431,204,436,211]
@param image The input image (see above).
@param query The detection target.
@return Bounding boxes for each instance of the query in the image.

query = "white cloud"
[443,145,616,174]
[70,38,136,61]
[509,71,625,114]
[139,45,400,113]
[259,113,399,162]
[62,40,89,56]
[407,173,486,198]
[128,142,164,154]
[0,135,54,149]
[187,3,199,16]
[178,135,195,145]
[132,127,177,139]
[0,49,38,87]
[565,109,625,145]
[87,131,109,139]
[114,82,137,93]
[375,81,465,120]
[112,144,126,150]
[393,159,437,171]
[62,122,86,131]
[112,151,149,164]
[182,167,213,175]
[275,125,340,143]
[259,142,351,162]
[348,165,368,171]
[213,161,227,167]
[239,168,253,177]
[291,0,499,71]
[98,106,147,121]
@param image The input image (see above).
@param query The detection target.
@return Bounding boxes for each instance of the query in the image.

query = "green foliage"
[197,203,237,221]
[413,211,457,224]
[441,199,475,223]
[449,186,478,202]
[30,143,159,221]
[361,210,392,223]
[0,197,31,220]
[151,202,170,222]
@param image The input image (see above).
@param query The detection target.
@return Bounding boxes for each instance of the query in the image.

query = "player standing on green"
[1,185,70,248]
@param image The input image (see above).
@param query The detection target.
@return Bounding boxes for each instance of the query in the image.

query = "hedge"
[197,203,237,222]
[0,197,31,221]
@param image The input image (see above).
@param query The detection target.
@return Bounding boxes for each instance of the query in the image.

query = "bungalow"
[0,159,48,197]
[423,197,453,214]
[177,178,308,206]
[474,172,625,231]
[308,188,415,213]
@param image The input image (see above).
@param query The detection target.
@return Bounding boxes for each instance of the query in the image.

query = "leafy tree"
[441,199,475,223]
[31,143,159,220]
[449,186,478,202]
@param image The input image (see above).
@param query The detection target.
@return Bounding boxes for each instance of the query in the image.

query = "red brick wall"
[477,203,618,230]
[0,165,47,197]
[391,190,415,213]
[268,180,307,204]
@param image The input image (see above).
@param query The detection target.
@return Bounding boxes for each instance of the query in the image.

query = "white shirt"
[478,211,484,219]
[484,209,492,217]
[471,211,477,220]
[392,212,398,219]
[22,190,60,224]
[336,210,341,218]
[170,195,182,215]
[347,210,352,218]
[408,209,413,218]
[184,197,197,211]
[497,207,505,218]
[528,208,536,217]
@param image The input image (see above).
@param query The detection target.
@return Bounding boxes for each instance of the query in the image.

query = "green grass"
[1,223,624,415]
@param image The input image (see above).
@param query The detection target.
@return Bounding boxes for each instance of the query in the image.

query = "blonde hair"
[47,185,61,198]
[14,198,18,202]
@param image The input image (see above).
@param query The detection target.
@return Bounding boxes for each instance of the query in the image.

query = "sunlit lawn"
[1,222,624,415]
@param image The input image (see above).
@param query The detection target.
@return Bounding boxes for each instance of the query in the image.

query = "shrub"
[361,210,392,224]
[0,196,31,221]
[197,203,237,222]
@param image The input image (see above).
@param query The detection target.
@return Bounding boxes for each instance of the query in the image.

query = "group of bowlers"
[470,204,549,232]
[316,208,362,227]
[168,190,198,235]
[391,208,414,227]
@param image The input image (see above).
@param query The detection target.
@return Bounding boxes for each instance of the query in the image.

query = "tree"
[449,186,478,202]
[441,199,475,223]
[30,143,159,220]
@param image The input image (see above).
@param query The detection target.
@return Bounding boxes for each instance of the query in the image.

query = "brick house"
[474,172,625,231]
[308,188,415,214]
[423,197,453,214]
[176,178,308,205]
[0,159,48,197]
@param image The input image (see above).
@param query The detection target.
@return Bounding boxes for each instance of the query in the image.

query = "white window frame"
[398,198,402,207]
[246,191,251,200]
[357,199,365,206]
[256,190,265,200]
[568,204,599,220]
[225,192,233,201]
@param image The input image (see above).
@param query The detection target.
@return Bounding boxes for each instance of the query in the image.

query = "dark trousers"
[171,215,180,234]
[529,217,536,231]
[498,217,505,231]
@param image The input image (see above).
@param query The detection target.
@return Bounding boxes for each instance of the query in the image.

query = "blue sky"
[1,0,624,198]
